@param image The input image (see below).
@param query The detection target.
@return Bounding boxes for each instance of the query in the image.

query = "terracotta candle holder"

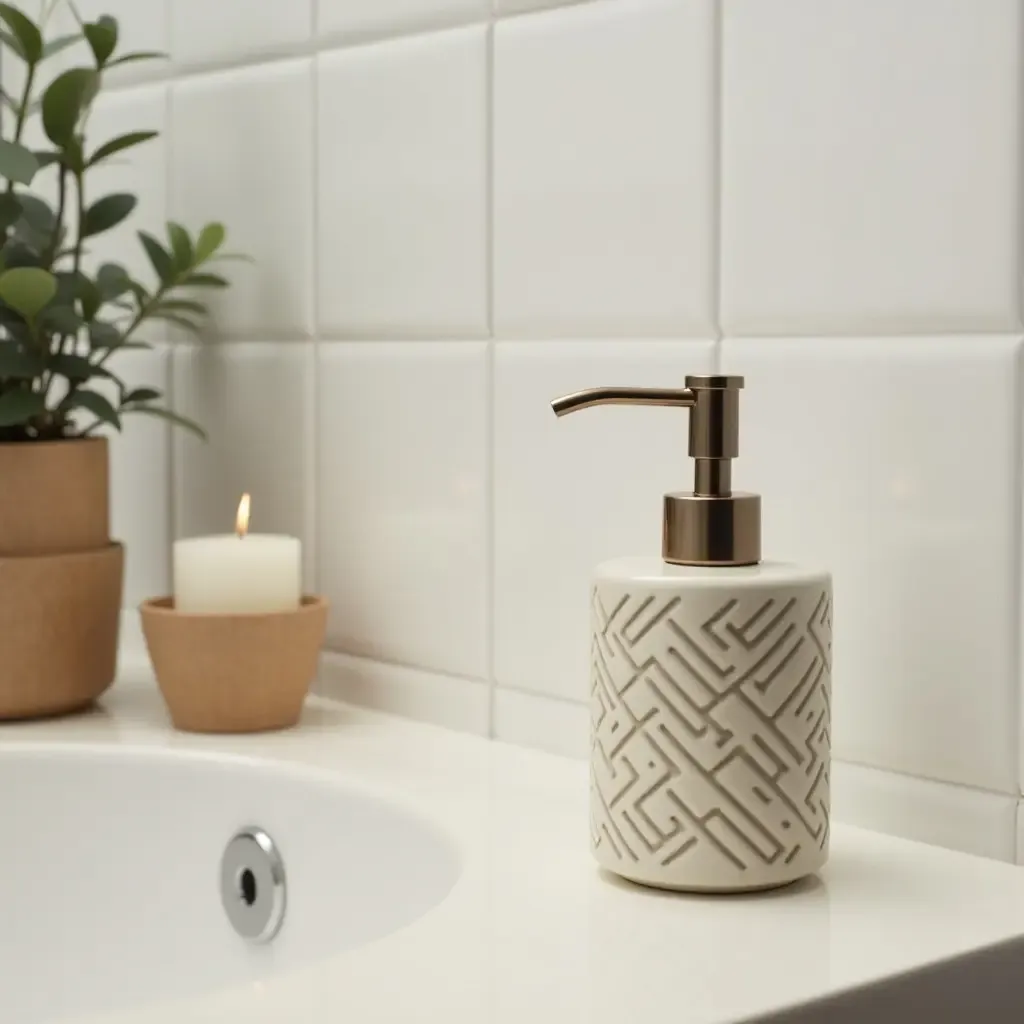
[139,595,328,734]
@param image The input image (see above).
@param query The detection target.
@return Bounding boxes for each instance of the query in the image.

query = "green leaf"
[182,271,228,289]
[0,192,22,233]
[83,17,117,66]
[194,222,225,263]
[0,388,44,427]
[39,304,82,334]
[0,267,57,320]
[123,386,161,403]
[156,298,206,316]
[41,67,98,146]
[32,149,61,170]
[0,241,43,269]
[62,135,85,173]
[0,26,24,59]
[76,275,101,321]
[166,221,192,269]
[0,344,43,379]
[82,193,136,238]
[104,49,166,69]
[121,403,206,440]
[96,262,131,301]
[43,32,81,60]
[0,4,43,63]
[16,193,55,232]
[137,230,174,284]
[87,320,121,349]
[88,130,157,166]
[126,278,149,305]
[150,310,202,334]
[48,353,99,380]
[66,387,120,430]
[0,139,38,185]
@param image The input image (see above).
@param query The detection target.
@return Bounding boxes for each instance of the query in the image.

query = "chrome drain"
[220,827,286,943]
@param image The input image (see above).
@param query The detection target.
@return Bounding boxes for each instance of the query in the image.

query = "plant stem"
[44,165,67,269]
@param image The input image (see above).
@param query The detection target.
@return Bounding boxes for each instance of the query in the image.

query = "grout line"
[103,10,491,97]
[198,328,1024,348]
[484,17,497,740]
[495,681,588,710]
[319,647,490,690]
[834,753,1021,802]
[1017,3,1024,334]
[99,0,606,99]
[709,0,724,368]
[309,54,321,597]
[1013,338,1024,841]
[485,341,496,739]
[1017,8,1024,864]
[162,80,179,548]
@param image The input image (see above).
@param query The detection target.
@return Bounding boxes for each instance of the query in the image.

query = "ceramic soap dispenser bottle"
[552,375,832,893]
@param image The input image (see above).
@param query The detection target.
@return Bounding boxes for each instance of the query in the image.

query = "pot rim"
[0,541,123,564]
[0,435,109,450]
[140,594,327,623]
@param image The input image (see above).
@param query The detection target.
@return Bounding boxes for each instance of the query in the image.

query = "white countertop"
[7,676,1024,1023]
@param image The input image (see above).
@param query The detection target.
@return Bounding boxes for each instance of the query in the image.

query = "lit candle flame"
[235,493,251,538]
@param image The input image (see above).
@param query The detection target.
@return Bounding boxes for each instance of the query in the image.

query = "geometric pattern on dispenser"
[591,584,832,887]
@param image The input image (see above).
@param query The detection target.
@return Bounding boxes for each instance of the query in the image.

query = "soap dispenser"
[552,375,831,892]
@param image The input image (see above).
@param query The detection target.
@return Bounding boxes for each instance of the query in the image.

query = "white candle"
[173,494,301,614]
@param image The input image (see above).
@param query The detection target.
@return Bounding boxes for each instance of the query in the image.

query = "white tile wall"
[493,340,715,701]
[494,0,716,336]
[169,60,315,339]
[170,0,312,66]
[171,342,315,584]
[86,84,169,339]
[720,0,1021,336]
[86,0,1024,862]
[318,0,488,42]
[720,336,1022,794]
[316,342,489,677]
[317,27,488,337]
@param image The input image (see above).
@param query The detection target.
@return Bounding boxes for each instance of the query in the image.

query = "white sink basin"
[0,743,460,1024]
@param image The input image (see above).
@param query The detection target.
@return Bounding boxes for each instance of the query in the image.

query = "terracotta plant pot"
[0,437,110,556]
[140,596,328,734]
[0,544,123,719]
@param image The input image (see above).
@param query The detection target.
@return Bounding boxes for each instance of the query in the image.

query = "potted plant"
[0,3,238,718]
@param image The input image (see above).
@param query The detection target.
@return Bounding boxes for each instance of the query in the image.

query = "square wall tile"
[317,28,487,337]
[85,84,168,339]
[171,0,312,65]
[833,761,1016,863]
[75,0,168,83]
[318,0,487,40]
[1017,802,1024,866]
[720,336,1021,793]
[103,347,172,606]
[493,339,715,702]
[172,342,315,586]
[493,688,590,759]
[494,0,715,337]
[318,652,490,735]
[317,342,488,678]
[494,0,588,13]
[721,0,1021,334]
[170,60,314,339]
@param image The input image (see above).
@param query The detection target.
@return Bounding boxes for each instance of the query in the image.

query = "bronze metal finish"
[551,375,760,566]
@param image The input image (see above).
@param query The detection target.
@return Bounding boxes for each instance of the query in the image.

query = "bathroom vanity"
[4,673,1024,1024]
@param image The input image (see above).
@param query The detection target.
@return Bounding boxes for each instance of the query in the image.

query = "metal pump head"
[550,375,760,566]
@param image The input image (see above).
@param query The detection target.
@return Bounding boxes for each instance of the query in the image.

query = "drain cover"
[220,827,286,943]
